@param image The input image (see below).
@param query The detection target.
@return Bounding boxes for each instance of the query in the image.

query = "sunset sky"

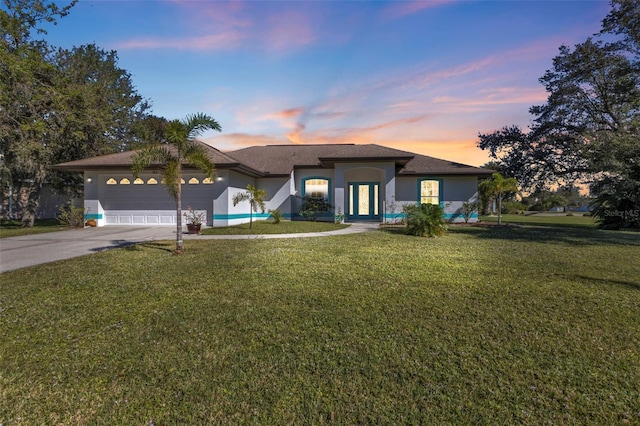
[44,0,610,166]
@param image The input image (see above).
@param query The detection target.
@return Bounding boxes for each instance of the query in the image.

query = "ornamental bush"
[404,203,447,237]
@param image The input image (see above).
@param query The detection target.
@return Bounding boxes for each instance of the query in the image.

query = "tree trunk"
[19,182,42,227]
[175,166,184,253]
[497,192,503,225]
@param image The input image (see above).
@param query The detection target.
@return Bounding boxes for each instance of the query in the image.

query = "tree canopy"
[1,0,155,226]
[477,0,639,229]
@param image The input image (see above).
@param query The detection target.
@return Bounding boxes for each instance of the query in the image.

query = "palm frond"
[232,192,250,206]
[165,120,188,148]
[183,141,215,180]
[131,145,175,177]
[184,113,222,138]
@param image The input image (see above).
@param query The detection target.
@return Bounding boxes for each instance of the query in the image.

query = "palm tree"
[480,172,518,225]
[131,113,221,252]
[232,184,267,229]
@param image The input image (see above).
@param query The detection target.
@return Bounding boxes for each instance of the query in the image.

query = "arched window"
[302,177,331,202]
[119,178,131,185]
[188,177,199,184]
[202,177,214,184]
[418,179,442,205]
[106,178,117,185]
[133,178,144,185]
[147,178,158,184]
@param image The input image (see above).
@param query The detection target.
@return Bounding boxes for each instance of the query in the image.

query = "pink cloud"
[264,9,318,52]
[116,32,246,51]
[264,107,305,120]
[118,1,320,53]
[382,0,455,20]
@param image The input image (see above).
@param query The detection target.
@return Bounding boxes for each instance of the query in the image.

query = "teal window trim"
[301,176,332,205]
[417,178,444,208]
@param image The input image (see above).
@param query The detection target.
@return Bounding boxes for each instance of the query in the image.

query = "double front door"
[347,182,380,221]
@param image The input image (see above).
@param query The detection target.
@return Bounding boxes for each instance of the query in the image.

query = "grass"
[0,219,67,238]
[200,219,350,235]
[480,213,598,228]
[1,224,639,424]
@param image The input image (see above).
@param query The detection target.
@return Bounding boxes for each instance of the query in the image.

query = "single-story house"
[54,142,493,227]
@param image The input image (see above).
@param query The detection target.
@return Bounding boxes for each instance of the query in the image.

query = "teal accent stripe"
[213,213,293,220]
[383,213,479,220]
[85,213,103,220]
[445,213,479,219]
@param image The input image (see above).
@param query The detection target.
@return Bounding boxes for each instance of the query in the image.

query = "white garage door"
[99,173,214,226]
[104,210,177,225]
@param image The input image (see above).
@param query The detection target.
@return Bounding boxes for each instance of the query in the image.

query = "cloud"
[264,9,318,52]
[116,1,321,53]
[116,32,246,51]
[204,133,282,150]
[382,0,455,20]
[263,107,305,120]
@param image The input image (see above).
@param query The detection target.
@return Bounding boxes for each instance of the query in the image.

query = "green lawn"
[1,224,639,424]
[201,220,349,235]
[480,213,598,228]
[0,219,67,238]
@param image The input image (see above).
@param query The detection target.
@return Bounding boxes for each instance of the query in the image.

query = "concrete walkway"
[0,223,377,273]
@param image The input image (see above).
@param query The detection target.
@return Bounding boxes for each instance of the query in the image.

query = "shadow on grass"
[88,240,174,253]
[452,224,640,247]
[125,241,174,253]
[566,274,640,291]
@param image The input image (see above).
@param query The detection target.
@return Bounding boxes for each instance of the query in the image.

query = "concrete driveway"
[0,226,178,273]
[0,223,377,273]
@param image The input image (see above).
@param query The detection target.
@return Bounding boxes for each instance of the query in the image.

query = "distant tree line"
[0,0,167,226]
[477,0,639,229]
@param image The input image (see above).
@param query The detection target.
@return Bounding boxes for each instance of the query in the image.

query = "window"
[119,178,131,185]
[133,178,144,185]
[202,177,214,184]
[188,177,199,184]
[147,178,158,184]
[303,178,330,200]
[419,179,440,205]
[106,178,117,185]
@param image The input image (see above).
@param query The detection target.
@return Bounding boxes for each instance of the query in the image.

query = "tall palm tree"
[480,172,519,225]
[131,113,221,252]
[232,184,267,229]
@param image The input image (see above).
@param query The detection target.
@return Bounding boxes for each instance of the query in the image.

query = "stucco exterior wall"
[395,175,479,223]
[81,167,481,227]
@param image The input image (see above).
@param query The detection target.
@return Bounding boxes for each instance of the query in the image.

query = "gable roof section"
[54,141,262,176]
[227,144,492,176]
[399,153,494,176]
[54,142,493,177]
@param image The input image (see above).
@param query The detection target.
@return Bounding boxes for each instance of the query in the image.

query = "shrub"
[57,205,86,228]
[502,201,526,214]
[299,196,331,221]
[461,201,477,223]
[404,203,447,237]
[334,208,345,224]
[268,208,282,224]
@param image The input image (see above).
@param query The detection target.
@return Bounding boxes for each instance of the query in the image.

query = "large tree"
[477,0,640,229]
[1,1,153,226]
[131,113,221,253]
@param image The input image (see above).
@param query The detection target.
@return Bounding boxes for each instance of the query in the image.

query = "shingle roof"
[54,141,245,171]
[54,142,493,177]
[227,144,492,176]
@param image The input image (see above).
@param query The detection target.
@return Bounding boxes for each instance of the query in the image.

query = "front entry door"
[348,182,380,221]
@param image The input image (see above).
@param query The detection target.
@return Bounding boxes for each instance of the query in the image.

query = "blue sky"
[44,0,610,166]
